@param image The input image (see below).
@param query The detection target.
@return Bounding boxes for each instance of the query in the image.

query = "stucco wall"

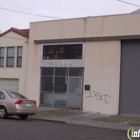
[26,24,41,104]
[26,42,41,105]
[31,14,140,40]
[26,40,121,112]
[28,14,130,110]
[0,31,28,96]
[83,41,120,115]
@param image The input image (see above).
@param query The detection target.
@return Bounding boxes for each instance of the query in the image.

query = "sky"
[0,0,140,32]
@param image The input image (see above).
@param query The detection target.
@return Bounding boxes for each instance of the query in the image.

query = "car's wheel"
[0,106,8,119]
[19,115,29,120]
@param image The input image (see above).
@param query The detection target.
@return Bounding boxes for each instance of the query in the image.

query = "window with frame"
[41,68,83,94]
[7,47,15,67]
[43,44,82,59]
[0,48,4,67]
[17,47,22,67]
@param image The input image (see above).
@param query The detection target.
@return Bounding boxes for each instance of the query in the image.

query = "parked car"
[0,90,37,119]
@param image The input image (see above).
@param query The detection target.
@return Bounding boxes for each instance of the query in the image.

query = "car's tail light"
[33,101,36,106]
[15,100,23,104]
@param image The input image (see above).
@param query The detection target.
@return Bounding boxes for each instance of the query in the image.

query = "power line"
[118,0,140,7]
[0,6,61,18]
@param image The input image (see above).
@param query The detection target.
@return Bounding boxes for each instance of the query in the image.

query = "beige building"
[0,27,29,96]
[26,12,140,116]
[2,12,140,116]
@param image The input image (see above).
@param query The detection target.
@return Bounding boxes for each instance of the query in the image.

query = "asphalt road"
[0,117,128,140]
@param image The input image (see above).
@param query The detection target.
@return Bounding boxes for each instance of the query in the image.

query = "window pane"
[7,58,14,67]
[0,92,5,99]
[41,68,53,76]
[0,48,4,57]
[43,44,82,59]
[55,77,66,86]
[7,47,15,57]
[41,84,53,92]
[41,77,53,91]
[0,58,4,67]
[17,47,22,57]
[55,68,68,76]
[17,57,22,67]
[69,68,82,76]
[69,78,81,93]
[6,91,27,99]
[54,85,66,92]
[54,77,67,92]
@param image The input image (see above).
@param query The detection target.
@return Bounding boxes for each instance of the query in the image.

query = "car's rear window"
[6,91,27,99]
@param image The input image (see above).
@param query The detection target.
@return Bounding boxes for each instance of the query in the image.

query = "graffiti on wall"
[86,90,111,104]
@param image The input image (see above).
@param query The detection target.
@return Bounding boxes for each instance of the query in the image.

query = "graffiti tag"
[86,91,111,104]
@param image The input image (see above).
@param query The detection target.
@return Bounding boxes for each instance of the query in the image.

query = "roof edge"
[0,27,29,38]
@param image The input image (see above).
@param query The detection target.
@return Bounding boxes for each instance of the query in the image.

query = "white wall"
[31,14,140,40]
[83,41,120,115]
[26,42,41,105]
[28,14,126,111]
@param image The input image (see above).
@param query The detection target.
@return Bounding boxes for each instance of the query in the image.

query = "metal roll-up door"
[0,79,19,92]
[120,40,140,115]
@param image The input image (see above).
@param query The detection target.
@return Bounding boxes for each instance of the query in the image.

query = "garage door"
[0,79,19,92]
[120,40,140,115]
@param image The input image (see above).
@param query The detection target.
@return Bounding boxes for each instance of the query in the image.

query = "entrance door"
[40,67,83,109]
[68,77,82,108]
[40,68,54,106]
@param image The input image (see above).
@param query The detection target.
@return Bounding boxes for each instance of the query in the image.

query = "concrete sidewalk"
[29,106,140,131]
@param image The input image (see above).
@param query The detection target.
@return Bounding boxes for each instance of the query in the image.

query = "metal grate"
[43,44,82,59]
[41,77,53,92]
[54,77,67,93]
[69,68,82,76]
[55,68,68,76]
[40,67,83,108]
[41,68,53,76]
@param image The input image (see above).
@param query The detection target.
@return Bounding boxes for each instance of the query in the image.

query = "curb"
[65,120,130,131]
[28,118,66,124]
[28,117,132,131]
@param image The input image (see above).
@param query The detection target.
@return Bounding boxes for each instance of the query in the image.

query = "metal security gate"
[40,68,83,109]
[120,40,140,115]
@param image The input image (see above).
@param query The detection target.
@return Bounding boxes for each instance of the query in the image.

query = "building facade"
[26,14,126,115]
[1,13,140,116]
[0,27,29,96]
